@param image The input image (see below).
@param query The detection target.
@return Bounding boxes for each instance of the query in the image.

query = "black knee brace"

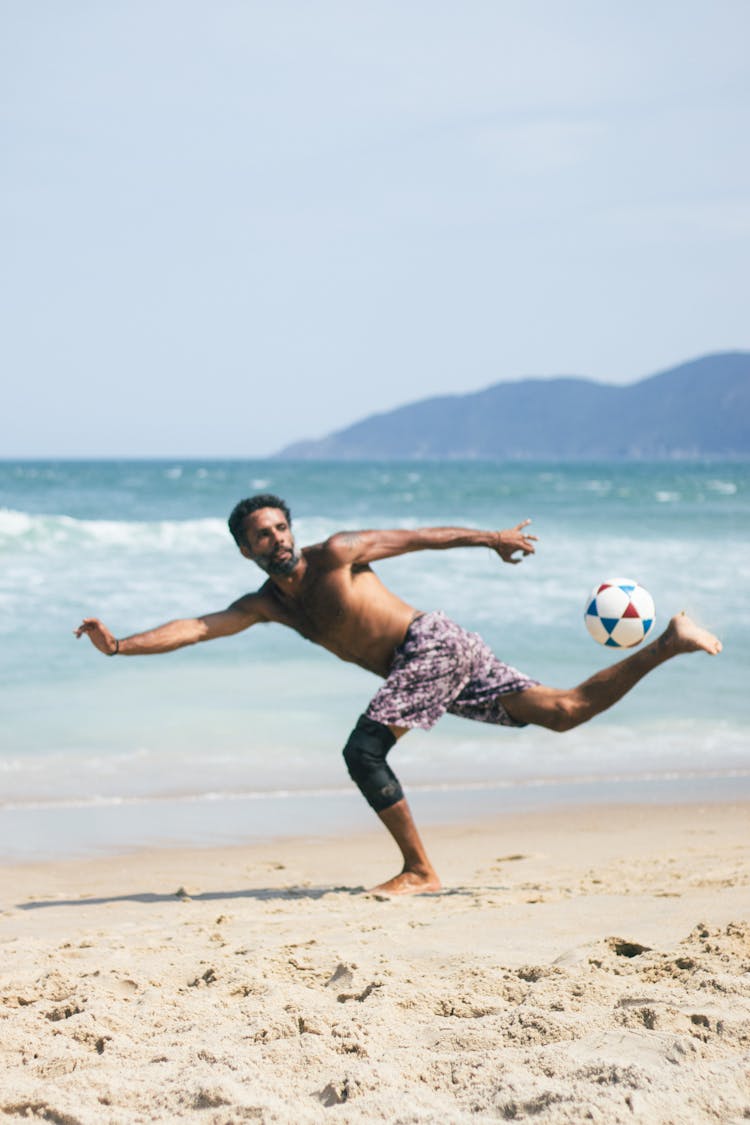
[342,715,404,812]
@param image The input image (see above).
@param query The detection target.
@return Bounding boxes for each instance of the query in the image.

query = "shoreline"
[1,768,749,864]
[1,799,748,1123]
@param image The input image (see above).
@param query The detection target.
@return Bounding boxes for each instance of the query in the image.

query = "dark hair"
[228,494,292,549]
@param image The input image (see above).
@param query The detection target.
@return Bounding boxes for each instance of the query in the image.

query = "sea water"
[1,460,748,858]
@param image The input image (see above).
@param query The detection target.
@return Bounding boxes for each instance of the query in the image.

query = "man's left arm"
[325,521,538,567]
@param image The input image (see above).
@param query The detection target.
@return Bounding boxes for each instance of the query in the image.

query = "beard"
[255,546,301,577]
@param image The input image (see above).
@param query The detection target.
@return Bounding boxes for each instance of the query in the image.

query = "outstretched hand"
[75,617,118,655]
[494,519,538,564]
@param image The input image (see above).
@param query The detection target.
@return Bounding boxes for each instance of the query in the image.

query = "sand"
[1,800,749,1124]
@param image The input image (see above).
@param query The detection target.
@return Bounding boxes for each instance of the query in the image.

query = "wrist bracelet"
[108,639,120,656]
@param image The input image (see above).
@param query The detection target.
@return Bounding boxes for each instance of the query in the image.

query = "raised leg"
[503,613,722,731]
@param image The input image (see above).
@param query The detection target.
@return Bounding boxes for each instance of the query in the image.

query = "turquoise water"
[1,460,748,857]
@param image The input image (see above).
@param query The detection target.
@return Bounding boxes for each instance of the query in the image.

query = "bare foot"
[368,868,442,896]
[664,612,722,655]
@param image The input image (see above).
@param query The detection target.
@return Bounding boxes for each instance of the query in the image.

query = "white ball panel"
[585,614,611,644]
[609,617,647,648]
[629,585,655,619]
[595,586,630,619]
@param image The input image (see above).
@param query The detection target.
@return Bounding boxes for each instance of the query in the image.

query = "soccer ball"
[584,578,656,648]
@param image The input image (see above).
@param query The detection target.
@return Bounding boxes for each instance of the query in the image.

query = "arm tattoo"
[338,532,363,550]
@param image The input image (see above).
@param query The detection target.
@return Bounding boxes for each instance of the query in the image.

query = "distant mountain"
[276,353,750,460]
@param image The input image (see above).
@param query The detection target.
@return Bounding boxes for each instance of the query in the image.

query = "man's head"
[228,494,300,577]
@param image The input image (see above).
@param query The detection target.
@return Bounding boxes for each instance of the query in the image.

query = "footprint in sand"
[45,1001,84,1022]
[325,963,355,990]
[109,976,139,997]
[317,1079,355,1106]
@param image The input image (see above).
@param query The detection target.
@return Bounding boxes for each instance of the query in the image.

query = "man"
[76,493,722,895]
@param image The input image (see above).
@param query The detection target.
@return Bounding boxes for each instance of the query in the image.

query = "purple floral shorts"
[364,611,539,731]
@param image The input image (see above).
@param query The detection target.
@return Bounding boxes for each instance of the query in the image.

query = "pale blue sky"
[3,1,749,456]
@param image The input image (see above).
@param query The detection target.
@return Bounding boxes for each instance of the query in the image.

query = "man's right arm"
[74,595,264,657]
[323,521,538,568]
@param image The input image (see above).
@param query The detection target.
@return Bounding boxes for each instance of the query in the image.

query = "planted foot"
[664,612,722,656]
[368,867,442,896]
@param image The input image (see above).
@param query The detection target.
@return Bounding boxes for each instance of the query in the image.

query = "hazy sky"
[3,1,749,457]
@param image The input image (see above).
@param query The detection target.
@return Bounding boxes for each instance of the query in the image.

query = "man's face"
[240,507,300,576]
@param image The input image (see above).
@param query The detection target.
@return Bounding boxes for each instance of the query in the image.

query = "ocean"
[1,460,748,859]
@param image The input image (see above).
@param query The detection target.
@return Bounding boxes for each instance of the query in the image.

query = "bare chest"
[265,569,360,642]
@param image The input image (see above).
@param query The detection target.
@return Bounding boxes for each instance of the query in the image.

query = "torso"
[246,545,418,677]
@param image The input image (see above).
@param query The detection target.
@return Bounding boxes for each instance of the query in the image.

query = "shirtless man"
[76,493,722,895]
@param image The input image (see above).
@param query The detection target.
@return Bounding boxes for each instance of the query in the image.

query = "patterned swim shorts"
[364,611,539,731]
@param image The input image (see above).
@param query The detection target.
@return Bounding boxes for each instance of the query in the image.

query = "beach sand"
[1,801,748,1123]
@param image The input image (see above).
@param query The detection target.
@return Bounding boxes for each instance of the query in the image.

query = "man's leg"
[503,613,722,731]
[374,777,442,895]
[342,716,441,895]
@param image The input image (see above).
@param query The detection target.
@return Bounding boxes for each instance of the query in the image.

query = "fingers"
[74,618,102,638]
[513,519,538,544]
[495,521,539,564]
